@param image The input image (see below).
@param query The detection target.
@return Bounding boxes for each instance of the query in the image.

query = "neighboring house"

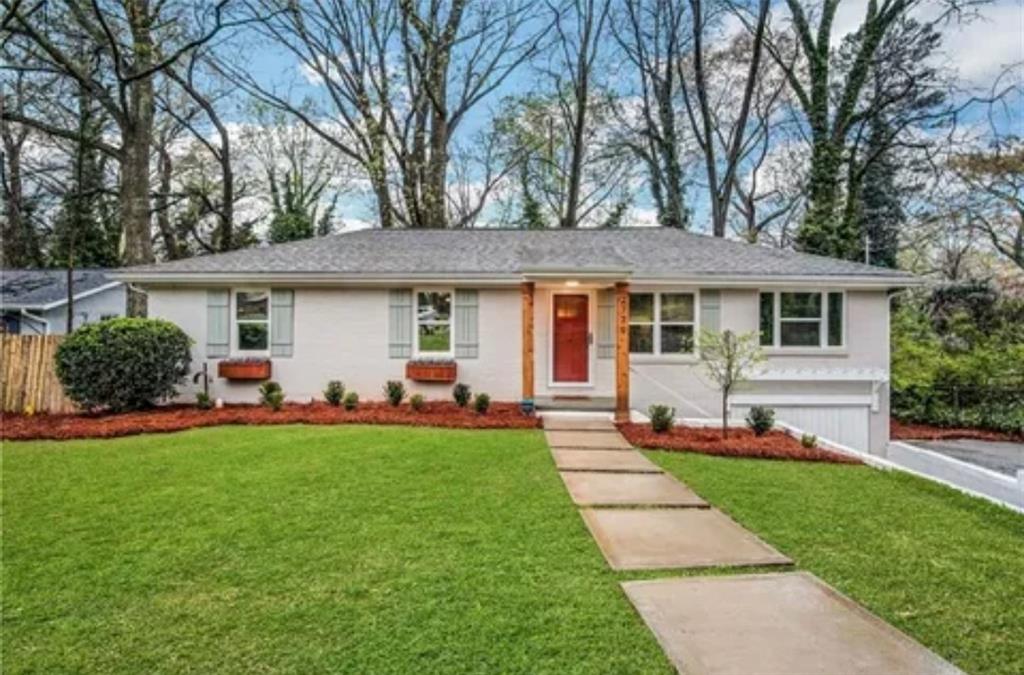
[0,269,127,334]
[114,229,916,455]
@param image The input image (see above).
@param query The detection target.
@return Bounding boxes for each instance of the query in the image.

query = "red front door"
[553,294,589,383]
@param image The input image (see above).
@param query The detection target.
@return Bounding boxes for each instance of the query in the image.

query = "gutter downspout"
[20,308,50,335]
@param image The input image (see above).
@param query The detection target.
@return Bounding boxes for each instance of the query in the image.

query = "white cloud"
[939,1,1023,84]
[779,0,1023,87]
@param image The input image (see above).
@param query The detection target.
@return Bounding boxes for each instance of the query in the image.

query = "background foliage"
[891,282,1024,433]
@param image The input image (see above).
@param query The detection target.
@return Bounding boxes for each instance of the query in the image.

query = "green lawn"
[6,427,1023,675]
[648,451,1024,675]
[2,426,671,674]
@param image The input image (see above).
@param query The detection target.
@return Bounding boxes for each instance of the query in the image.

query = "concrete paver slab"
[545,430,632,449]
[542,418,617,432]
[553,449,662,474]
[560,471,707,507]
[622,573,963,675]
[581,508,791,570]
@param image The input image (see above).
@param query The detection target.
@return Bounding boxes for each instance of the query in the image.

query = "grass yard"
[2,426,671,674]
[648,451,1024,675]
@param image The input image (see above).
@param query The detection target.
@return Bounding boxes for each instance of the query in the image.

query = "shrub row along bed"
[1,401,540,441]
[617,423,860,464]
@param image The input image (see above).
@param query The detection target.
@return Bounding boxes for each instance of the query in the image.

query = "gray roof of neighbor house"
[115,228,915,284]
[1,269,122,309]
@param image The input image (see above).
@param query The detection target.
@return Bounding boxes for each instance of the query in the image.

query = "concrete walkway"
[544,419,785,567]
[542,415,962,675]
[624,573,964,675]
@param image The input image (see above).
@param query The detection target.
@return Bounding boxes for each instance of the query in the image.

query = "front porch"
[520,278,631,421]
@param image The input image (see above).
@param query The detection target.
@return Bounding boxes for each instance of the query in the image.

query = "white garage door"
[735,405,870,452]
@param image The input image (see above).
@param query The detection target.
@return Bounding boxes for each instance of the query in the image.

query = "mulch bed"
[617,423,860,464]
[1,401,540,441]
[890,419,1022,443]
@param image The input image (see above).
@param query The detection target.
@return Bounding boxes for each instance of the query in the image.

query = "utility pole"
[864,234,872,265]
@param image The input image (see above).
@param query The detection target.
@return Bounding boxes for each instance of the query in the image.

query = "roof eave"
[112,270,918,289]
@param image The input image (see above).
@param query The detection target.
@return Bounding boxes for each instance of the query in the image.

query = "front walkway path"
[544,419,780,567]
[542,415,963,675]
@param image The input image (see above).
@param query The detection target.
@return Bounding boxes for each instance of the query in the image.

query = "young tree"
[698,329,765,438]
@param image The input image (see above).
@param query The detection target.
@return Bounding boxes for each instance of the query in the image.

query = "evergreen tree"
[267,170,315,243]
[855,116,902,267]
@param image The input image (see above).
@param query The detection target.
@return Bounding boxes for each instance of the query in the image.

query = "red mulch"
[617,423,860,464]
[890,419,1022,443]
[1,401,540,441]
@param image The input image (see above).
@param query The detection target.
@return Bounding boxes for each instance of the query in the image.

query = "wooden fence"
[0,335,77,414]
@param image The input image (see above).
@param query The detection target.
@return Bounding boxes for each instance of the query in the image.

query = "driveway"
[912,439,1024,477]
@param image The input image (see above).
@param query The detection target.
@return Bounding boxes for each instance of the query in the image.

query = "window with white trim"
[759,291,844,348]
[416,290,452,354]
[629,292,696,355]
[235,290,270,352]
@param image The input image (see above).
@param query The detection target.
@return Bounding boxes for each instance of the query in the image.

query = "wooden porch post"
[615,281,630,422]
[521,282,535,401]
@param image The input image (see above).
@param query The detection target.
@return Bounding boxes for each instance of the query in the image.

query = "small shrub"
[343,391,359,410]
[54,317,192,412]
[745,406,775,436]
[196,392,213,410]
[259,381,284,411]
[384,380,405,406]
[801,433,817,449]
[324,380,345,406]
[453,382,471,407]
[473,392,491,414]
[410,393,425,411]
[648,404,675,433]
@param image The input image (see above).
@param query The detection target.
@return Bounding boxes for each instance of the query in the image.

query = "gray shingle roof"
[119,228,912,279]
[1,269,120,308]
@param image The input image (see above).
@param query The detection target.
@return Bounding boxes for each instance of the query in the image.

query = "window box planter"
[218,358,272,381]
[406,359,457,383]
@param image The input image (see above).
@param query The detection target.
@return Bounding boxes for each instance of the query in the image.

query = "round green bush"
[55,318,193,412]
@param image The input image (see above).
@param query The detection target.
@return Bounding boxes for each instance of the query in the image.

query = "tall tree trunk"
[563,74,589,228]
[155,143,181,258]
[424,62,450,228]
[1,125,26,266]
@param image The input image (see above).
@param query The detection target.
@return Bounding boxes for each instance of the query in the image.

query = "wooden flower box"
[405,360,457,383]
[218,358,272,381]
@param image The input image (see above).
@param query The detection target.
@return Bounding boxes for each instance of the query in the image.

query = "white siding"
[627,288,892,455]
[734,404,871,452]
[147,286,520,404]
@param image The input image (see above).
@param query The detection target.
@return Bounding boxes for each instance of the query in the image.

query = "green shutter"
[597,290,615,358]
[389,289,413,358]
[271,289,294,357]
[454,289,479,359]
[700,290,721,334]
[206,289,230,358]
